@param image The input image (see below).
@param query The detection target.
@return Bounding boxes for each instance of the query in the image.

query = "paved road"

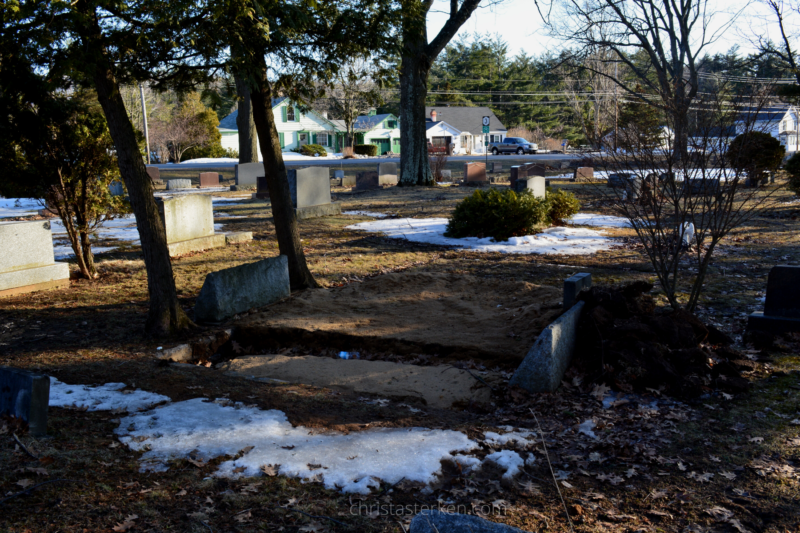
[152,152,584,170]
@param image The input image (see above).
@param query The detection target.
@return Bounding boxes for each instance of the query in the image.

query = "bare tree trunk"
[249,72,318,290]
[77,3,194,335]
[235,75,259,163]
[399,46,433,186]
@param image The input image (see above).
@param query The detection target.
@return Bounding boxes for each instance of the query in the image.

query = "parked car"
[488,137,538,155]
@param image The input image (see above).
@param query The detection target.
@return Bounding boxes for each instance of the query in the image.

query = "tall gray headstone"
[514,176,545,198]
[288,167,331,208]
[377,162,398,185]
[748,265,800,334]
[235,162,265,187]
[0,367,50,436]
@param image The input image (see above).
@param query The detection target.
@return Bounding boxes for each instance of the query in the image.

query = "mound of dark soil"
[573,282,753,398]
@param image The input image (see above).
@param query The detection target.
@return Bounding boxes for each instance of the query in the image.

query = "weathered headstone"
[109,181,125,196]
[255,176,269,200]
[509,166,524,188]
[0,367,50,436]
[574,167,594,181]
[287,167,341,219]
[199,172,220,188]
[509,301,585,393]
[194,255,290,322]
[0,220,70,298]
[514,176,546,198]
[356,171,379,190]
[748,265,800,333]
[166,179,192,190]
[522,163,546,177]
[440,169,452,180]
[564,272,591,309]
[332,170,345,186]
[157,195,226,256]
[341,175,357,188]
[685,177,720,195]
[463,162,487,184]
[489,162,503,173]
[410,510,531,533]
[235,162,265,187]
[626,175,643,201]
[607,173,630,188]
[146,166,162,184]
[376,162,399,186]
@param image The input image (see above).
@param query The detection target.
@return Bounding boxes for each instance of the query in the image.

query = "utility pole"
[139,84,150,164]
[613,62,618,153]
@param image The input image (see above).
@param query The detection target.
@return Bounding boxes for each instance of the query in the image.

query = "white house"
[776,106,800,154]
[425,120,463,153]
[218,98,344,159]
[353,112,401,154]
[424,107,507,154]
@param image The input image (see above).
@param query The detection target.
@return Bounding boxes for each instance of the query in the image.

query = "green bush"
[785,152,800,195]
[300,144,327,157]
[547,188,581,224]
[727,131,785,186]
[445,189,549,242]
[354,144,378,156]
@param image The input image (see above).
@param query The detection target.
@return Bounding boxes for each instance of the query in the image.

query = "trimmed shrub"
[547,188,581,224]
[727,131,785,186]
[445,189,549,242]
[785,152,800,195]
[354,144,378,157]
[300,144,327,157]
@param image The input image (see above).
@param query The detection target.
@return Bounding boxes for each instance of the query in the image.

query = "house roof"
[735,106,791,124]
[425,120,459,133]
[425,106,506,133]
[218,98,287,130]
[354,113,395,131]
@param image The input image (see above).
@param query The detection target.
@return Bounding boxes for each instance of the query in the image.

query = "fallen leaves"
[15,479,34,489]
[261,464,280,477]
[112,514,138,532]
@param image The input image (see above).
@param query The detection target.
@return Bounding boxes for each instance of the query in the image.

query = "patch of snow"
[452,454,482,473]
[49,378,170,412]
[482,429,536,447]
[212,196,250,204]
[483,450,525,480]
[180,157,240,164]
[213,212,247,219]
[115,398,478,494]
[0,197,42,218]
[577,419,597,439]
[569,213,632,228]
[346,218,620,256]
[51,215,140,243]
[343,210,389,218]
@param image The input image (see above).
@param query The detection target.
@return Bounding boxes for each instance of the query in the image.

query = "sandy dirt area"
[238,272,564,363]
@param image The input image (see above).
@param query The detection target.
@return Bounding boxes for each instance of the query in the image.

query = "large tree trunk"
[249,73,318,290]
[78,5,194,335]
[235,75,259,163]
[399,42,433,186]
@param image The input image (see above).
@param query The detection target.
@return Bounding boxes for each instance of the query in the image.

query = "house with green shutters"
[353,111,402,154]
[219,97,345,159]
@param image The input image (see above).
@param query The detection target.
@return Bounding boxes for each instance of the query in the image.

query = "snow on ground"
[482,427,537,447]
[49,378,170,412]
[343,210,389,218]
[180,157,240,164]
[346,217,620,256]
[0,197,42,218]
[569,213,632,228]
[212,196,251,204]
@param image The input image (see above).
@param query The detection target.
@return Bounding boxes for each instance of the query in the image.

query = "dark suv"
[488,137,538,155]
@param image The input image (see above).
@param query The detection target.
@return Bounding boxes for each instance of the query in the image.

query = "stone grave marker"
[146,166,162,184]
[509,166,525,187]
[255,176,269,199]
[626,175,643,201]
[166,179,192,190]
[332,169,345,186]
[0,220,70,298]
[574,167,594,181]
[440,169,452,180]
[489,162,503,173]
[157,195,226,256]
[109,181,125,196]
[514,176,546,198]
[564,272,591,309]
[288,167,341,219]
[199,172,220,188]
[685,177,720,195]
[606,173,630,188]
[341,175,356,187]
[522,163,546,177]
[463,162,487,184]
[0,367,50,436]
[748,265,800,333]
[377,162,399,186]
[194,255,290,322]
[235,162,264,187]
[356,171,380,190]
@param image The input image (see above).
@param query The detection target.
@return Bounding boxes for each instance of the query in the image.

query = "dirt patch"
[219,354,501,409]
[238,272,563,364]
[572,282,758,397]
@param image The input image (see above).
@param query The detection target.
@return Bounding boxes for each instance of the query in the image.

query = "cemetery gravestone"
[109,181,125,196]
[607,173,630,188]
[255,176,270,200]
[489,162,503,173]
[575,167,594,181]
[146,166,162,184]
[522,163,546,177]
[748,265,800,333]
[332,170,345,186]
[440,170,452,180]
[509,166,525,187]
[157,195,226,256]
[194,255,291,322]
[463,162,487,184]
[356,171,380,190]
[0,220,70,298]
[287,167,341,219]
[514,176,546,198]
[626,175,643,201]
[0,367,50,436]
[564,272,591,309]
[341,175,357,187]
[376,162,399,186]
[235,162,265,187]
[686,178,720,195]
[166,179,192,190]
[199,172,220,188]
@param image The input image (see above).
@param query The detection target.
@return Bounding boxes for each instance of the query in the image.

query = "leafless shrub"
[429,152,449,181]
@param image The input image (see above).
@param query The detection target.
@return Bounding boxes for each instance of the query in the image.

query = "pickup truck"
[488,137,538,155]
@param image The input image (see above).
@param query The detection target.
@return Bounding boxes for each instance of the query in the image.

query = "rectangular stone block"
[564,272,591,309]
[509,166,524,187]
[607,173,630,188]
[166,234,226,257]
[356,171,379,190]
[333,170,345,180]
[255,176,269,199]
[440,170,452,180]
[157,195,214,244]
[685,178,720,195]
[509,301,585,393]
[225,231,253,245]
[146,166,161,182]
[0,367,50,436]
[288,167,331,208]
[0,263,70,294]
[295,202,342,220]
[377,162,398,185]
[464,162,487,183]
[515,176,546,198]
[764,266,800,318]
[199,172,220,188]
[575,167,594,181]
[747,312,800,334]
[194,255,290,322]
[109,181,125,196]
[166,179,192,190]
[0,277,69,299]
[235,162,264,186]
[342,176,357,188]
[0,220,59,273]
[490,162,503,173]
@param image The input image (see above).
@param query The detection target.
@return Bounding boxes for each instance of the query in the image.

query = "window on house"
[387,120,397,129]
[317,132,328,146]
[286,106,295,122]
